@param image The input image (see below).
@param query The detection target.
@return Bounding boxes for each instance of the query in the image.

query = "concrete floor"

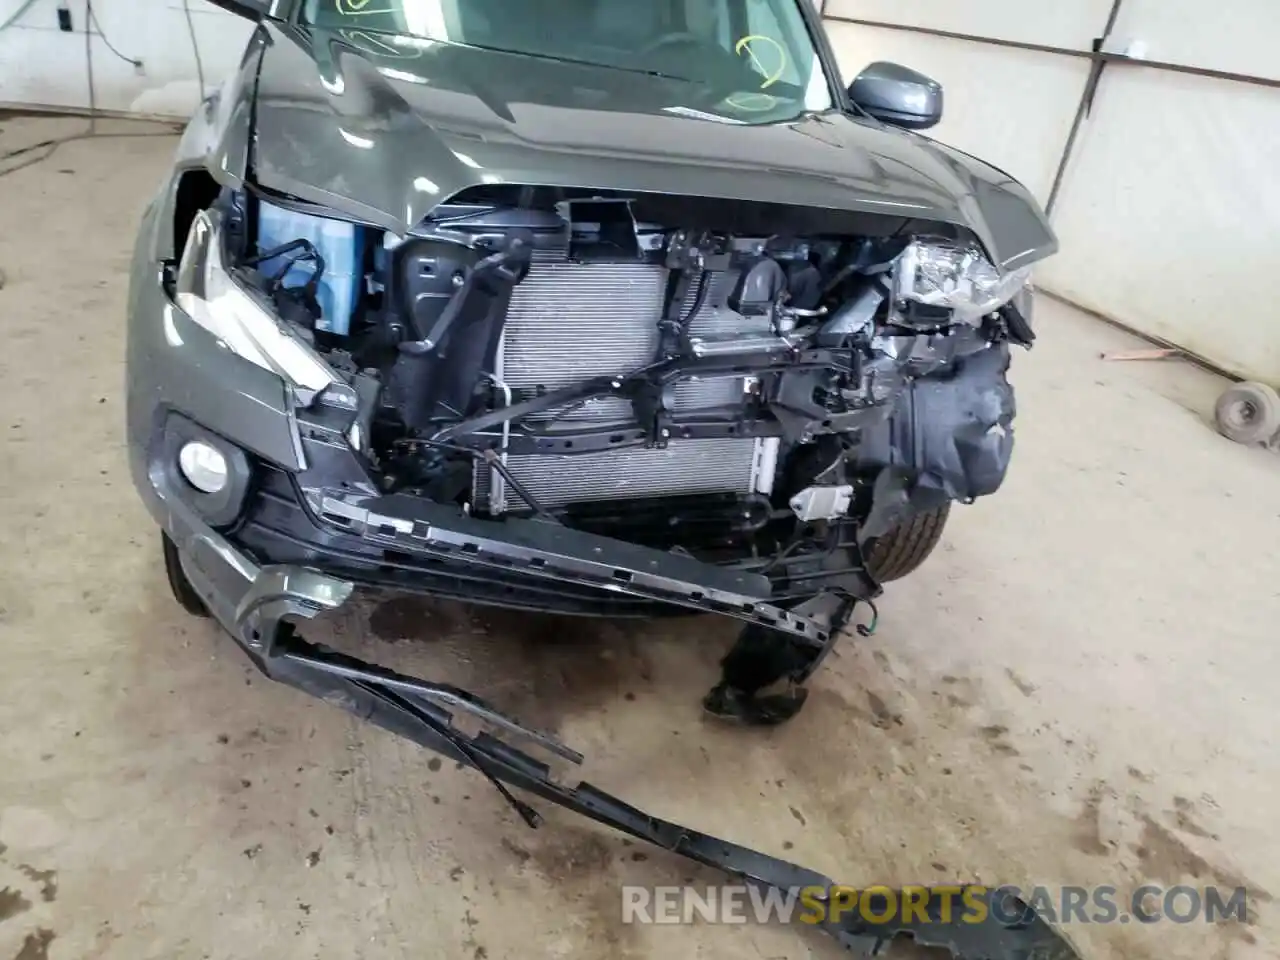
[1,116,1277,960]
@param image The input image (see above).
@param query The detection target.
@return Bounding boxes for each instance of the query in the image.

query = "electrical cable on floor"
[0,0,181,180]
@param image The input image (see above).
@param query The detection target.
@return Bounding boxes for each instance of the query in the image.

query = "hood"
[247,23,1056,271]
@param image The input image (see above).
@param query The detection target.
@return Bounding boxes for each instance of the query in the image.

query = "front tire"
[865,502,951,582]
[162,533,211,618]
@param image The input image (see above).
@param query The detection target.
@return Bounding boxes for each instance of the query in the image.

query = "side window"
[742,0,802,87]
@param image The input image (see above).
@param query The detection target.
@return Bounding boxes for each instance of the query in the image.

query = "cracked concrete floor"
[1,117,1277,960]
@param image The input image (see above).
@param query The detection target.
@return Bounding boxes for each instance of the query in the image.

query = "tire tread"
[866,503,951,582]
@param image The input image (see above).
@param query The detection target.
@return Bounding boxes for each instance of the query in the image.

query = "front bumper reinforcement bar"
[308,491,869,647]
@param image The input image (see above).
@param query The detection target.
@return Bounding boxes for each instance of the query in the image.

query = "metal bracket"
[789,484,854,522]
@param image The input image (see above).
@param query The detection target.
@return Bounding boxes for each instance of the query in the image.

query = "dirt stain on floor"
[15,866,55,903]
[935,674,978,711]
[1004,668,1037,698]
[0,886,31,922]
[513,828,645,957]
[1132,816,1273,919]
[978,724,1020,757]
[367,599,659,735]
[866,691,904,730]
[1071,782,1111,857]
[369,596,463,642]
[13,928,55,960]
[500,838,532,866]
[523,831,614,881]
[1168,796,1218,841]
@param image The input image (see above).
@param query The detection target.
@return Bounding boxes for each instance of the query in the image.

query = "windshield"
[302,0,834,120]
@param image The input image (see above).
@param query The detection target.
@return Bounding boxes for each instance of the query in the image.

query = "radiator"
[478,253,777,512]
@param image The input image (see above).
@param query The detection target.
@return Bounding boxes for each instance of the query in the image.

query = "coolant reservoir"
[257,202,364,335]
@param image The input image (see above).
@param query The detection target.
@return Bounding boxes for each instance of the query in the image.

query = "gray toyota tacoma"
[127,1,1070,955]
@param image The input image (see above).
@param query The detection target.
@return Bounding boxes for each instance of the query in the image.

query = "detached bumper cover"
[161,481,1076,960]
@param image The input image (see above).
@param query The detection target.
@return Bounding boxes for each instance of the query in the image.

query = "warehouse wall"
[0,0,250,116]
[1044,69,1280,380]
[823,15,1089,203]
[822,0,1280,384]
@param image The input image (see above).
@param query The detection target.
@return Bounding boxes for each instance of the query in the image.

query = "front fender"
[150,25,269,261]
[125,203,304,522]
[917,139,1059,273]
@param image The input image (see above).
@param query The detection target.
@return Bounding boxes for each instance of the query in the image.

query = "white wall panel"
[1037,69,1280,383]
[823,0,1115,49]
[824,20,1089,201]
[1108,0,1280,81]
[0,0,251,117]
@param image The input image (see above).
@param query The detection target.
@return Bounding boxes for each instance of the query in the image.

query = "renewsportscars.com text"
[621,884,1249,926]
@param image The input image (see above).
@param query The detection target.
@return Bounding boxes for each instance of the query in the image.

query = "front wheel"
[865,502,951,582]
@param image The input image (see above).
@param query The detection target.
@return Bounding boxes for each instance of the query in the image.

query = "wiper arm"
[455,40,698,84]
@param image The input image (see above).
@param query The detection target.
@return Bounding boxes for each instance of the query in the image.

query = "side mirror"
[847,62,943,130]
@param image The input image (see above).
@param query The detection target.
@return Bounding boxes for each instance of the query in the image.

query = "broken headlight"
[893,240,1031,324]
[174,209,356,410]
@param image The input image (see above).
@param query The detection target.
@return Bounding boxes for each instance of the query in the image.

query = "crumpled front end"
[124,99,1070,955]
[128,146,1047,708]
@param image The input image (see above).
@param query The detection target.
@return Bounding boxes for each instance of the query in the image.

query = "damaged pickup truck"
[128,0,1070,956]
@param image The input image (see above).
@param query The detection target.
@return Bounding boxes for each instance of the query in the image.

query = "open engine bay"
[186,182,1033,615]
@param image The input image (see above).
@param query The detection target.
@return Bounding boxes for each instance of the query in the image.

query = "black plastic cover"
[857,342,1015,502]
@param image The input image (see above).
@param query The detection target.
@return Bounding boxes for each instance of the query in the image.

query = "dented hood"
[248,23,1056,271]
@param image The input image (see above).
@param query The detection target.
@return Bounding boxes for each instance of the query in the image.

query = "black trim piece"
[156,412,254,528]
[251,628,1081,960]
[308,491,857,644]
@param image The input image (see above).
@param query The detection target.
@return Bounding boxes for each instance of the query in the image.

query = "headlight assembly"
[174,209,356,410]
[893,239,1032,324]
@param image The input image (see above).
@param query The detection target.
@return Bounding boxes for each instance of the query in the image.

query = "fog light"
[178,441,229,494]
